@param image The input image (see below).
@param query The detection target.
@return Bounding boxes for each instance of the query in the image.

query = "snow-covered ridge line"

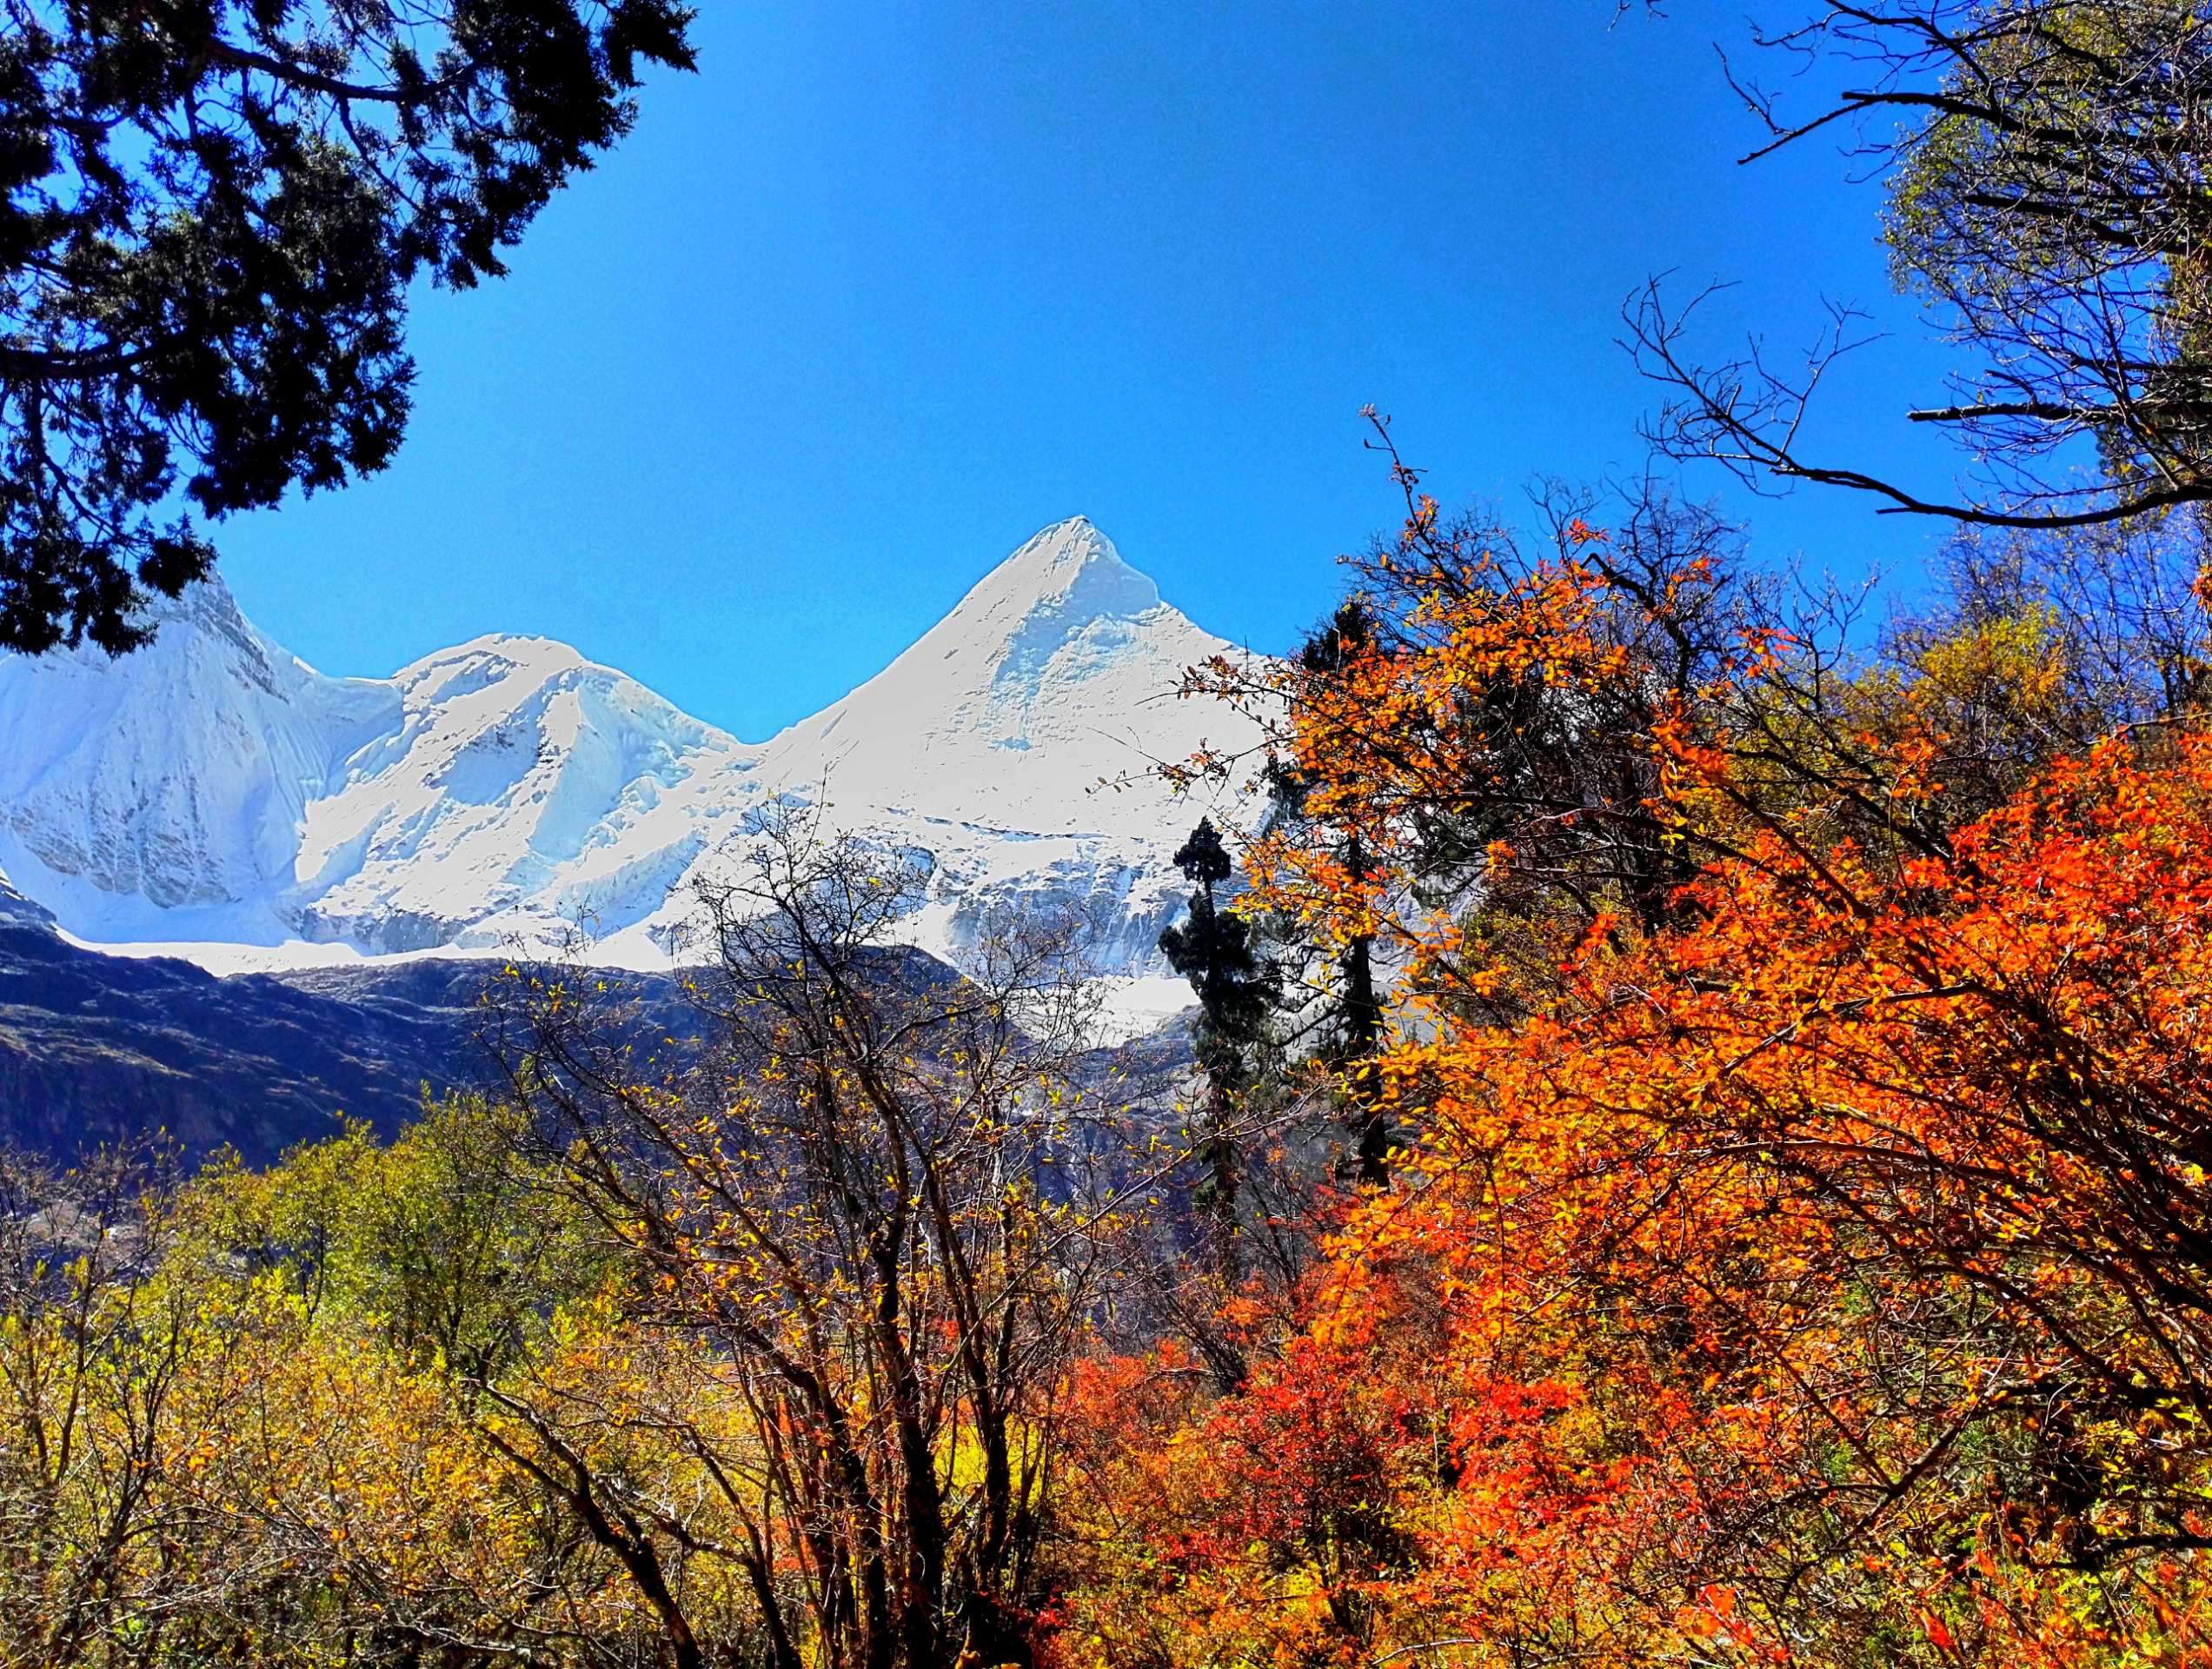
[0,518,1265,1005]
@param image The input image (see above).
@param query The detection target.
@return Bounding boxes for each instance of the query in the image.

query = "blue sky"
[215,0,1965,741]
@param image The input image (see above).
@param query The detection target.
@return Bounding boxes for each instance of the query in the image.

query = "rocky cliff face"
[0,874,474,1161]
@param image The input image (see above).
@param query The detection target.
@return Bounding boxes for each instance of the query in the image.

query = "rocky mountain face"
[0,875,498,1162]
[0,518,1262,987]
[0,872,1052,1166]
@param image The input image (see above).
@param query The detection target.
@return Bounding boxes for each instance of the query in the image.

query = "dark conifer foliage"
[1280,604,1391,1185]
[0,0,695,656]
[1159,816,1274,1254]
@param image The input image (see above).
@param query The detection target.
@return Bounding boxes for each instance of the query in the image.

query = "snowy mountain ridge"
[0,519,1265,1007]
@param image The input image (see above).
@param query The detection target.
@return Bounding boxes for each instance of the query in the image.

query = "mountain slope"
[761,519,1217,828]
[0,866,1193,1167]
[0,519,1262,987]
[753,519,1259,973]
[289,633,761,954]
[0,872,480,1161]
[0,580,399,940]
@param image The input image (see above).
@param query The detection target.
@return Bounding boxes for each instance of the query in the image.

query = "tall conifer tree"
[1159,817,1273,1264]
[1270,602,1392,1184]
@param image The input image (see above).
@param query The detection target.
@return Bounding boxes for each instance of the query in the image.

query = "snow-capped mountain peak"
[0,575,397,928]
[0,520,1263,990]
[936,516,1164,668]
[755,519,1228,834]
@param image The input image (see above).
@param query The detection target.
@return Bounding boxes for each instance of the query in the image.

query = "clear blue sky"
[215,0,1964,741]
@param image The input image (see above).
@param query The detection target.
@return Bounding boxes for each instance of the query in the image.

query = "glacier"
[0,518,1267,1022]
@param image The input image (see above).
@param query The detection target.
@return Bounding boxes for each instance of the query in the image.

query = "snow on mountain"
[0,518,1265,995]
[287,632,761,955]
[0,579,399,941]
[762,519,1197,823]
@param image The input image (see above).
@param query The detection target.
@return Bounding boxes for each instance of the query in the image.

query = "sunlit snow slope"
[0,519,1264,987]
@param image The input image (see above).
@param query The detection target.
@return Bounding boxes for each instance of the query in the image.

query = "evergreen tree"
[1,0,696,655]
[1269,602,1392,1185]
[1159,817,1273,1264]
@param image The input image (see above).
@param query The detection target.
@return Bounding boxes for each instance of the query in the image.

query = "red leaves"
[1103,515,2212,1664]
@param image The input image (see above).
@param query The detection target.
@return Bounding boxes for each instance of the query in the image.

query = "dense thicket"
[1072,453,2212,1666]
[0,817,1165,1669]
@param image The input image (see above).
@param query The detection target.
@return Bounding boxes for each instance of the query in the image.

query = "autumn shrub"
[1072,473,2212,1667]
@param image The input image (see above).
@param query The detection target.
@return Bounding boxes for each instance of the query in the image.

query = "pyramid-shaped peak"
[947,516,1161,635]
[749,514,1240,834]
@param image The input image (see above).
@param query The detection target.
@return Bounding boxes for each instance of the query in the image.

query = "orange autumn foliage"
[1063,495,2212,1668]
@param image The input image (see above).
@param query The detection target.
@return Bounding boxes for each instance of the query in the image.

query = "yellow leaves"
[1912,600,2070,721]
